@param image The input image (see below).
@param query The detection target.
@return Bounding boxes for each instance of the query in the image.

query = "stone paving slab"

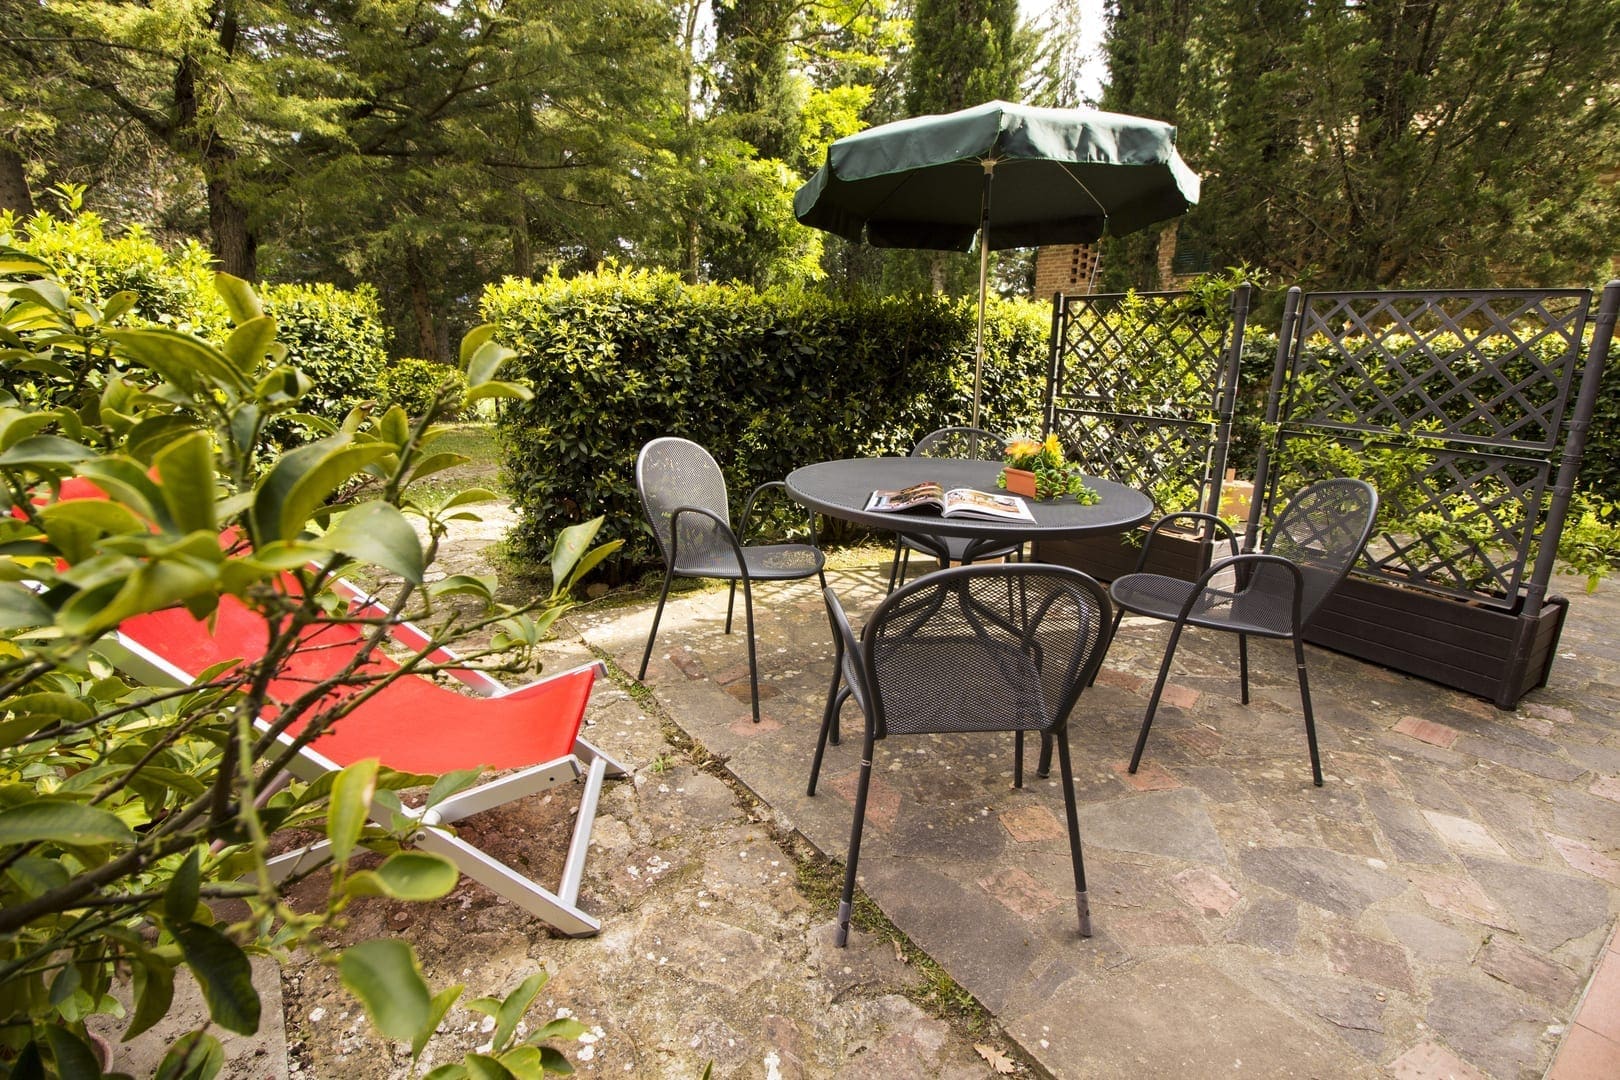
[573,567,1620,1080]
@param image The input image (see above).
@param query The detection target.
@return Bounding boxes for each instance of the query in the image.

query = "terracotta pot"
[1001,467,1038,498]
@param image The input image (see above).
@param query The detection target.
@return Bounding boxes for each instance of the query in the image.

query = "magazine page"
[941,487,1036,522]
[865,481,946,513]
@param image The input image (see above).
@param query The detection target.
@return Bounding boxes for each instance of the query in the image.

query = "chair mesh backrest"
[636,437,733,571]
[912,426,1005,460]
[1258,478,1379,622]
[863,565,1110,740]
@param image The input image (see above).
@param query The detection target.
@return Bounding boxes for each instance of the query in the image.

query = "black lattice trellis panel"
[1264,288,1600,611]
[1046,289,1247,518]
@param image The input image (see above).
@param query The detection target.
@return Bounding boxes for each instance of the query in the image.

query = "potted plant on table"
[1000,434,1101,503]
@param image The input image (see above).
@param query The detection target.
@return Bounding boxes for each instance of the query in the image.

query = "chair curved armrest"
[1133,510,1240,573]
[1176,551,1305,628]
[739,479,820,550]
[669,504,750,578]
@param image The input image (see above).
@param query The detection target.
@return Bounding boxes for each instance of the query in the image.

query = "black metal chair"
[636,437,826,723]
[886,426,1023,592]
[809,563,1113,947]
[1108,477,1379,786]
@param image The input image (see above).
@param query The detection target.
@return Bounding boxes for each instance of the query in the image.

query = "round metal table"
[785,457,1154,562]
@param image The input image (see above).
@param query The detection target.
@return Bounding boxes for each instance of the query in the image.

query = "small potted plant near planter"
[1000,434,1101,503]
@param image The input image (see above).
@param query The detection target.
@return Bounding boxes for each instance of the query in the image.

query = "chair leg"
[725,581,737,634]
[809,677,849,796]
[1089,607,1126,687]
[1129,620,1190,774]
[637,567,676,680]
[1036,732,1053,779]
[742,577,760,722]
[1014,730,1025,788]
[1238,632,1250,705]
[836,744,876,948]
[1294,635,1324,787]
[1054,728,1092,937]
[886,538,904,593]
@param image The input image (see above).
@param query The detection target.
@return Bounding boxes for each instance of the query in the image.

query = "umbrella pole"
[972,161,994,432]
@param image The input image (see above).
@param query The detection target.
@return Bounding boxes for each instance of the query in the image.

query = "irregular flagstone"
[1363,789,1451,863]
[1545,832,1620,886]
[1078,788,1228,865]
[1548,783,1620,846]
[1475,937,1580,1009]
[1260,967,1387,1059]
[1422,810,1508,858]
[1424,976,1556,1080]
[1240,847,1406,919]
[1006,955,1378,1078]
[1381,911,1480,965]
[1225,897,1300,954]
[1387,1040,1491,1080]
[1452,735,1584,781]
[1406,869,1515,931]
[1324,928,1416,993]
[1460,856,1611,951]
[1170,866,1241,918]
[1450,782,1549,861]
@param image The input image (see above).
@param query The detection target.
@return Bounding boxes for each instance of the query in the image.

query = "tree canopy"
[4,0,1616,345]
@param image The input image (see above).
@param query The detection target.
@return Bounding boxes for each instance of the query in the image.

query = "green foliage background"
[482,266,1051,578]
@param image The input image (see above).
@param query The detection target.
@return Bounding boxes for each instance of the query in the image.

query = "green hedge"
[483,266,1051,578]
[378,356,467,418]
[259,281,390,429]
[2,207,391,436]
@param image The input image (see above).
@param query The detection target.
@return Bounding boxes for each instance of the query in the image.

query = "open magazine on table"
[863,481,1036,523]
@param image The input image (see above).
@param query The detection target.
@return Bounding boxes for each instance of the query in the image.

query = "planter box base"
[1305,576,1567,710]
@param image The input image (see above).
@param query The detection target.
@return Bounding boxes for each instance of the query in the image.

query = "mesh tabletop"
[786,458,1153,543]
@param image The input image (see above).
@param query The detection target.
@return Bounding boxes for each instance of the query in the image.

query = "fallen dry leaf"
[975,1043,1017,1074]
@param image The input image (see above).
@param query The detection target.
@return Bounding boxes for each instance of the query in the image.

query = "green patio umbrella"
[794,99,1201,429]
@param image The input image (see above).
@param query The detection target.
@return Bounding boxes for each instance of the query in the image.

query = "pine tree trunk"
[405,249,439,360]
[0,147,33,217]
[205,143,257,281]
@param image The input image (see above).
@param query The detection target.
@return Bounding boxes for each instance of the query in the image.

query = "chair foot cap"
[1077,892,1092,938]
[835,900,853,948]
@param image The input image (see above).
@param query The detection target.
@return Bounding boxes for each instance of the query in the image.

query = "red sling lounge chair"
[102,575,628,938]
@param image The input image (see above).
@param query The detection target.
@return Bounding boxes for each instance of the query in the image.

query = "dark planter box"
[1035,528,1216,587]
[1037,534,1567,711]
[1303,575,1568,710]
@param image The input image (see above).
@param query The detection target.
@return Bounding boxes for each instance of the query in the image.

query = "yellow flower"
[1043,434,1064,463]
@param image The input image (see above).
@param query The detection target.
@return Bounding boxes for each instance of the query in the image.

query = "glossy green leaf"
[318,502,424,585]
[327,758,379,863]
[124,953,177,1042]
[172,922,260,1035]
[0,800,136,846]
[1,692,93,729]
[154,432,219,536]
[536,1046,576,1075]
[105,328,251,397]
[153,1030,223,1080]
[547,517,603,589]
[463,1054,516,1080]
[0,251,55,276]
[464,381,533,403]
[0,582,53,630]
[423,767,484,809]
[165,848,202,926]
[42,1026,101,1079]
[223,316,278,375]
[492,971,547,1052]
[251,435,393,543]
[459,324,497,369]
[0,434,93,467]
[337,939,431,1042]
[344,852,458,900]
[464,340,515,387]
[214,273,264,325]
[412,982,465,1062]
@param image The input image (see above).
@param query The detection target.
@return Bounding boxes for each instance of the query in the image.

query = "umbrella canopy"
[793,99,1201,252]
[794,99,1201,429]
